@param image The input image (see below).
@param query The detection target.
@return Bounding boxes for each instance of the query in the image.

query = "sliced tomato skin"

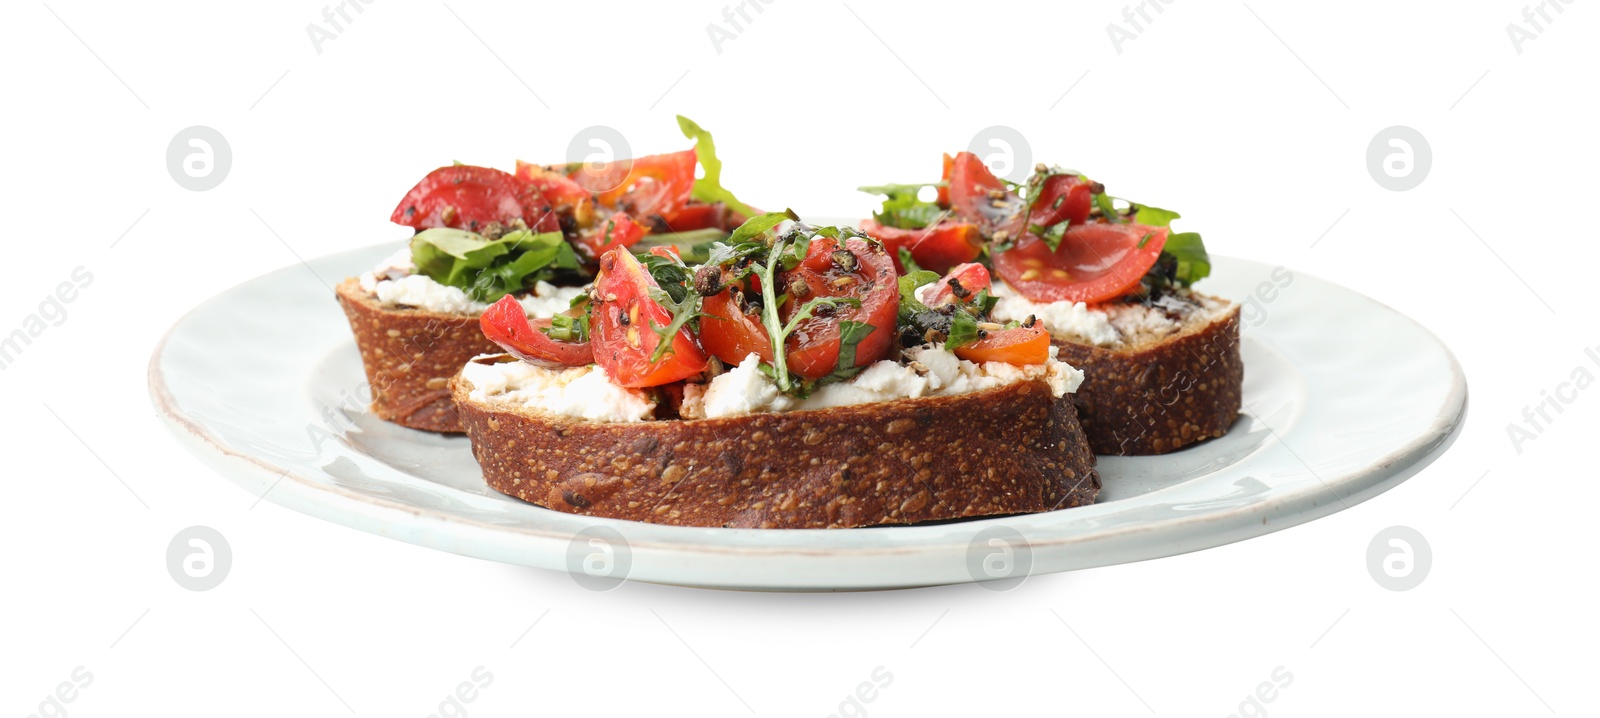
[479,295,592,366]
[921,263,991,307]
[782,236,899,379]
[572,211,646,261]
[569,149,697,224]
[590,248,707,388]
[993,224,1169,304]
[699,283,774,367]
[514,160,594,227]
[1028,173,1095,230]
[857,219,983,275]
[955,325,1051,365]
[391,165,558,233]
[946,151,1024,237]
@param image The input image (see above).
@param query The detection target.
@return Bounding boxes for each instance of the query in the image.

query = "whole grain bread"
[1053,295,1242,455]
[335,278,498,433]
[452,364,1100,529]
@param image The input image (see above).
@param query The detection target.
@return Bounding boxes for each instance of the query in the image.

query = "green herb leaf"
[1133,204,1181,227]
[410,228,572,302]
[897,270,940,319]
[945,310,980,350]
[728,209,798,245]
[821,320,876,384]
[897,246,923,274]
[541,313,590,343]
[1092,193,1121,223]
[677,115,760,218]
[1165,232,1211,285]
[859,183,945,229]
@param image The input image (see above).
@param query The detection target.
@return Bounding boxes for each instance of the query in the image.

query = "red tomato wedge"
[993,224,1169,304]
[954,325,1051,365]
[569,149,697,223]
[697,235,900,378]
[920,263,991,307]
[391,165,558,233]
[699,281,774,367]
[572,211,646,261]
[479,295,593,366]
[857,219,983,275]
[590,248,707,387]
[514,161,595,227]
[946,151,1025,237]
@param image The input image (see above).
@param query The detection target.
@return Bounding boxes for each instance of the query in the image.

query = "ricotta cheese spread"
[462,347,1084,423]
[358,247,585,317]
[988,280,1121,346]
[460,359,657,423]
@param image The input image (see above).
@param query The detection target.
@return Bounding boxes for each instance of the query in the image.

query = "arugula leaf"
[410,228,574,302]
[541,313,590,343]
[897,246,922,274]
[1165,232,1211,285]
[897,270,940,318]
[1133,204,1181,227]
[728,209,797,245]
[677,115,760,218]
[1092,192,1121,223]
[859,183,945,229]
[945,310,980,350]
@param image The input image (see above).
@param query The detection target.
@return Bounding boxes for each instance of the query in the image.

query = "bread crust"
[1053,302,1243,455]
[452,373,1100,529]
[335,278,498,433]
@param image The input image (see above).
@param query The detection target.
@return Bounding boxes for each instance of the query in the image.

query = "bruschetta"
[451,214,1100,528]
[337,117,757,432]
[861,153,1242,455]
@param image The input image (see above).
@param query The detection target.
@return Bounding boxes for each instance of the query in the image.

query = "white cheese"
[678,347,1084,420]
[359,249,585,318]
[989,280,1121,346]
[461,358,656,423]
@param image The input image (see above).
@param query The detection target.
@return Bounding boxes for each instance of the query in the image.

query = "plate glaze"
[151,241,1466,590]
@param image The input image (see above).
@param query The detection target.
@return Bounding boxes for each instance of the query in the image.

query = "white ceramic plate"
[151,241,1466,590]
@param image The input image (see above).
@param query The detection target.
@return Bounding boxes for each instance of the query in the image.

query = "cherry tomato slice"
[857,219,983,275]
[993,223,1169,304]
[920,263,991,307]
[954,324,1051,365]
[590,247,708,388]
[479,295,593,366]
[699,281,774,367]
[572,211,646,262]
[782,235,899,379]
[697,236,899,378]
[391,165,558,234]
[569,149,697,224]
[946,151,1025,238]
[1027,173,1095,231]
[514,161,595,228]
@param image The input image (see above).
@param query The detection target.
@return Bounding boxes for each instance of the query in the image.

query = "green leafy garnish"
[677,115,760,218]
[897,270,940,319]
[639,251,701,363]
[821,320,876,385]
[410,228,578,302]
[1029,220,1070,252]
[1165,232,1211,285]
[1092,192,1121,223]
[944,310,979,350]
[858,183,946,229]
[897,246,923,274]
[1133,204,1181,227]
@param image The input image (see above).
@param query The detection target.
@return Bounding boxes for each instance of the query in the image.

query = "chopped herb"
[897,246,923,274]
[541,313,590,343]
[1165,232,1211,285]
[858,182,947,229]
[1092,192,1120,223]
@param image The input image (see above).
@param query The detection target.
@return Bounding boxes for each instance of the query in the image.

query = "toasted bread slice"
[451,364,1100,529]
[1050,292,1242,455]
[335,278,498,433]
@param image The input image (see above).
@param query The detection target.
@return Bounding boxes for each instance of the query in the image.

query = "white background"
[3,0,1596,715]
